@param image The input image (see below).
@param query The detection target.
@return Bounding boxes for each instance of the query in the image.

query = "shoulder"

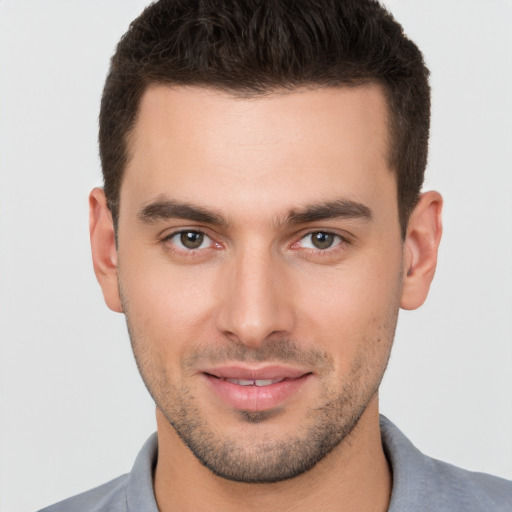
[36,433,158,512]
[37,474,129,512]
[380,416,512,511]
[422,454,512,510]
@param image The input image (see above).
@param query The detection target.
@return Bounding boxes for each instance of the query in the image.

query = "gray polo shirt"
[38,416,512,511]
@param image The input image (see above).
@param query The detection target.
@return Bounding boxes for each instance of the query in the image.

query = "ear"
[400,191,443,310]
[89,188,123,313]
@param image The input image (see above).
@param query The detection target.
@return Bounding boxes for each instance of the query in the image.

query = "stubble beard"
[156,374,379,483]
[124,325,396,484]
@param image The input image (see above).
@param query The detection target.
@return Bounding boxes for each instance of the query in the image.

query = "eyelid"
[292,230,348,249]
[161,226,211,241]
[160,227,351,254]
[162,228,218,252]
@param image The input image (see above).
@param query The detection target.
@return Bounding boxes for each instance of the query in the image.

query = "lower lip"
[203,374,311,412]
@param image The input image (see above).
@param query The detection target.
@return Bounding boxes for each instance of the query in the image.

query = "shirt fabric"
[38,416,512,511]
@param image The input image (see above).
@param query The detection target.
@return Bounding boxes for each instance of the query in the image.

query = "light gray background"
[0,1,511,511]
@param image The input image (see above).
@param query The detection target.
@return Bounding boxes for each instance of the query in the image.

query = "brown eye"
[311,232,336,249]
[295,231,342,250]
[179,231,205,249]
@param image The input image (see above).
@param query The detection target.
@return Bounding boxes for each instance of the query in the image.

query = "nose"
[215,244,295,348]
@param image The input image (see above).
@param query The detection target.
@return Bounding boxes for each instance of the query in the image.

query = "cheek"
[118,255,219,359]
[295,250,403,361]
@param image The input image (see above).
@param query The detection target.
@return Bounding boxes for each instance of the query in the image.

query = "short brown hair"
[99,0,430,237]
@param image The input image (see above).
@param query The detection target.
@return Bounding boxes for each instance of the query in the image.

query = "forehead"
[122,84,394,221]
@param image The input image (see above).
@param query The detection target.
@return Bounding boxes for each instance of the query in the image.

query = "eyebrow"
[138,198,227,226]
[138,197,372,227]
[285,199,373,225]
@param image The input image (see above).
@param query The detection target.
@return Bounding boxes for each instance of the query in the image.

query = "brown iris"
[311,232,336,249]
[180,231,204,249]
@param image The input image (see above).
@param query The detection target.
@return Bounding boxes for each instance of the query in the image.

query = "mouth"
[224,378,286,387]
[201,365,313,412]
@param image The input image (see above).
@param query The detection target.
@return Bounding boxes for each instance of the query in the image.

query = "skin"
[90,84,442,512]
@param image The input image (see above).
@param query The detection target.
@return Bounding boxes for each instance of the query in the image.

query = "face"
[113,84,405,482]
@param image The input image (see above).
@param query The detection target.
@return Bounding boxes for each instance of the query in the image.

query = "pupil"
[312,232,333,249]
[181,231,203,249]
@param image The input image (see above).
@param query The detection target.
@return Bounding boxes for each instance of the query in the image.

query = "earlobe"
[400,191,443,310]
[89,188,123,313]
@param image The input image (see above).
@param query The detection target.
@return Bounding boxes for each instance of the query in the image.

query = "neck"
[154,397,391,512]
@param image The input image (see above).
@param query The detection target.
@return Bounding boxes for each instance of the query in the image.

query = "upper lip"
[202,364,311,380]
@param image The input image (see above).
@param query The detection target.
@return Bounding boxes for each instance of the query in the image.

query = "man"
[39,0,512,511]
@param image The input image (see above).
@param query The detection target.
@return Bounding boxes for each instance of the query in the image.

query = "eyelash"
[162,230,219,253]
[162,229,349,257]
[294,232,345,251]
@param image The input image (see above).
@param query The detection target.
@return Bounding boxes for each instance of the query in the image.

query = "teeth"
[227,379,254,386]
[226,378,284,387]
[254,379,275,386]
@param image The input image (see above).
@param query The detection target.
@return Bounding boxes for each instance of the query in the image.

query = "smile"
[201,366,312,412]
[225,378,285,387]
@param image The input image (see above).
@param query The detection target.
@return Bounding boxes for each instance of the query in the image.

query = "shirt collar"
[126,432,159,512]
